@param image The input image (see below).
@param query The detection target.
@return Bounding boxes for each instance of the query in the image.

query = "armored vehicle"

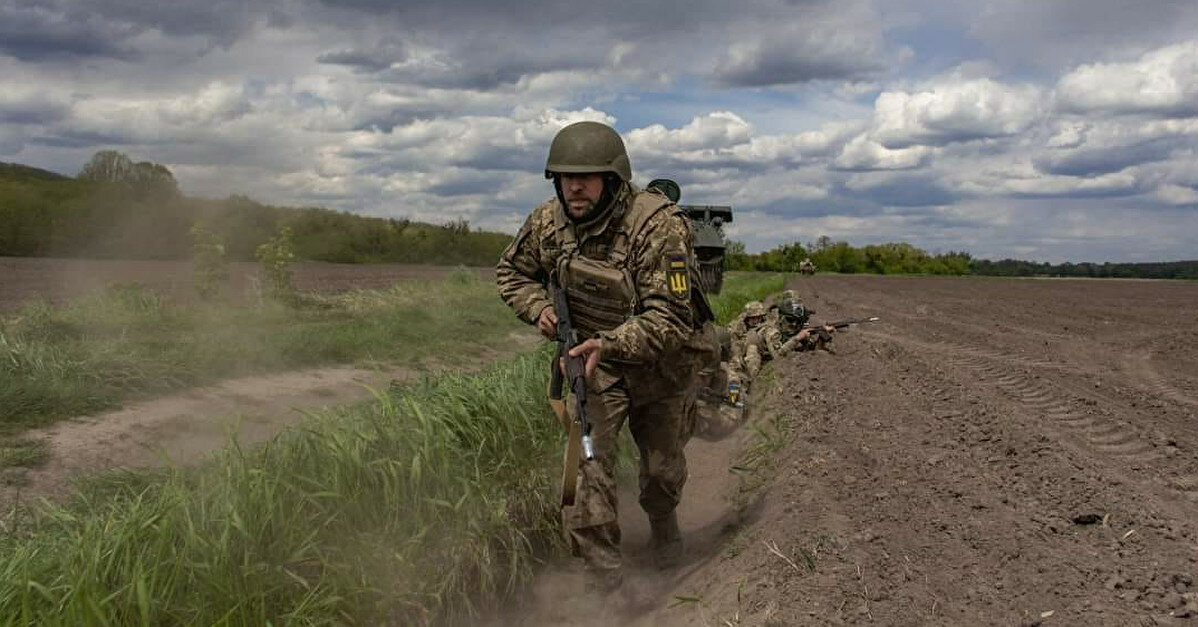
[647,178,733,294]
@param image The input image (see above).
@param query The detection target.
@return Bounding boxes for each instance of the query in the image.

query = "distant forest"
[2,153,1192,279]
[0,152,510,266]
[728,237,1198,280]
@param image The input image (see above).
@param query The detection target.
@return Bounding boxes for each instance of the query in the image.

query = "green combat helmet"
[545,121,632,181]
[743,300,766,319]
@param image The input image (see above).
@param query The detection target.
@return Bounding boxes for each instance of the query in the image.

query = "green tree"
[78,150,179,196]
[190,223,229,300]
[255,226,297,303]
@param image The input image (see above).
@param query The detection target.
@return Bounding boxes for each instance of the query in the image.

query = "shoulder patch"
[666,254,689,298]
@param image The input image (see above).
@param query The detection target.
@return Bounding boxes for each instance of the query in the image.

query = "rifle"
[800,316,881,345]
[548,280,595,507]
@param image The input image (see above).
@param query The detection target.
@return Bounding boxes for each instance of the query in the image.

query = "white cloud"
[628,112,752,152]
[1057,40,1198,116]
[871,78,1044,148]
[1155,184,1198,206]
[835,134,931,170]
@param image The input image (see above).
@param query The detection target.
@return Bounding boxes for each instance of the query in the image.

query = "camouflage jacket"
[496,184,697,366]
[731,316,785,361]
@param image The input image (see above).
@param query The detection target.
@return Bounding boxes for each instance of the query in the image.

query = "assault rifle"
[548,280,595,507]
[800,316,881,345]
[775,300,879,345]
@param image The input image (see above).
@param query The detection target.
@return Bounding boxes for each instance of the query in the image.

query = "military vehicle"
[647,178,733,294]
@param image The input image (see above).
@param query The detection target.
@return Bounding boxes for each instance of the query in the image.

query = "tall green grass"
[0,351,561,625]
[0,272,788,625]
[711,272,787,323]
[0,271,524,432]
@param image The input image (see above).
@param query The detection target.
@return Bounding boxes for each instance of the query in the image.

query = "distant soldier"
[769,289,838,353]
[729,300,767,381]
[799,258,816,275]
[496,121,712,593]
[734,296,833,384]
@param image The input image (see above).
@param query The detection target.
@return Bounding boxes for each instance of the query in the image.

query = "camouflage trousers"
[562,378,696,574]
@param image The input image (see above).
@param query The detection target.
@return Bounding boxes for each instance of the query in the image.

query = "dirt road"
[508,275,1198,626]
[0,330,539,509]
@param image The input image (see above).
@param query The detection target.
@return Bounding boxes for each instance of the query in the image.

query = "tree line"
[0,152,511,266]
[727,236,973,275]
[727,236,1196,280]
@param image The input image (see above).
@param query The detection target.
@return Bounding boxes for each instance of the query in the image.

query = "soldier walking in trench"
[496,121,712,594]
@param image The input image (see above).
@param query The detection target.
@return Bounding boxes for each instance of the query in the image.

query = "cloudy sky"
[3,0,1198,262]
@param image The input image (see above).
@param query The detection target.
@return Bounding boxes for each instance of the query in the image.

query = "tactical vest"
[551,187,676,340]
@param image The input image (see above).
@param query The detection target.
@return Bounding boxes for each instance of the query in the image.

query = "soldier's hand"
[796,328,812,342]
[568,338,604,378]
[536,306,558,339]
[823,324,836,334]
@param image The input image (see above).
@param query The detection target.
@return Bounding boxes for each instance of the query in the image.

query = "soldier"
[733,297,829,383]
[729,300,770,381]
[496,121,711,593]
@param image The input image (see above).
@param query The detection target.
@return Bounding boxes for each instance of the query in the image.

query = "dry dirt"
[502,275,1198,626]
[0,257,492,311]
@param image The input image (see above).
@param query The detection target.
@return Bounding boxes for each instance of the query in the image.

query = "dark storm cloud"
[711,34,888,87]
[28,129,144,149]
[310,0,888,88]
[1035,137,1186,177]
[0,0,277,63]
[0,97,70,126]
[317,38,407,72]
[966,0,1198,70]
[841,174,959,207]
[0,2,138,61]
[81,0,263,43]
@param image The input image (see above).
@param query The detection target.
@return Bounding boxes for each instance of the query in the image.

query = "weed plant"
[0,272,787,624]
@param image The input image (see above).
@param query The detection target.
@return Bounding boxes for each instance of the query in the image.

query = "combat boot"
[648,512,683,570]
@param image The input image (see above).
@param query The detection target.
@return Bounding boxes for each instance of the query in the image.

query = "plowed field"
[509,275,1198,626]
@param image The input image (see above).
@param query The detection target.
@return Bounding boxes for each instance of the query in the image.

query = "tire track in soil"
[860,333,1198,625]
[1128,351,1198,410]
[869,332,1198,507]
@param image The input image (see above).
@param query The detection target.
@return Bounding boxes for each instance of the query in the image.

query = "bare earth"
[505,275,1198,626]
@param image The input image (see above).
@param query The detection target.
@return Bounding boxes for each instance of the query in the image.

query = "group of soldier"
[495,120,830,599]
[693,290,831,442]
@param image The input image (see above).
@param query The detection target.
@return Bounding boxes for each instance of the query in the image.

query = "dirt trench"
[502,275,1198,626]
